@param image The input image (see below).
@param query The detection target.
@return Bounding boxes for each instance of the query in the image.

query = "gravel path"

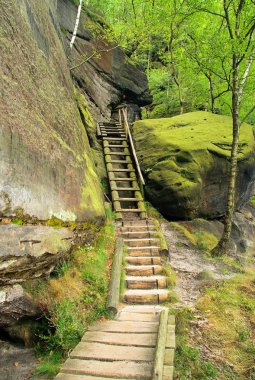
[161,222,233,307]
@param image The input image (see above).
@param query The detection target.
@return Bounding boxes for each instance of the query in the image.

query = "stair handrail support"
[120,107,145,186]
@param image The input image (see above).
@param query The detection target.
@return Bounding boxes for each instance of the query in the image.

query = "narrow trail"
[56,111,175,379]
[161,223,233,307]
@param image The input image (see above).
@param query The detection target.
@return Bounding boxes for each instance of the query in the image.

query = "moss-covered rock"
[133,111,255,219]
[0,0,105,221]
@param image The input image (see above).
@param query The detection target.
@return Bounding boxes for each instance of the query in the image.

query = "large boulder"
[0,285,39,327]
[133,111,255,219]
[0,340,36,380]
[0,0,105,221]
[0,224,72,284]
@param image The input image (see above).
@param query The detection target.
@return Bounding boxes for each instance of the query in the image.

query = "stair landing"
[56,306,175,380]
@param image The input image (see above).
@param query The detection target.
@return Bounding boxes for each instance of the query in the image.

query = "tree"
[70,0,83,49]
[187,0,255,254]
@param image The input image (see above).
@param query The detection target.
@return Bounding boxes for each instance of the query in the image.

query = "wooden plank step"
[111,187,138,191]
[124,239,160,247]
[70,342,155,362]
[117,313,159,323]
[81,331,157,346]
[127,246,160,251]
[123,220,155,226]
[103,137,127,141]
[106,160,131,164]
[120,231,157,238]
[117,198,141,201]
[88,320,159,333]
[112,178,136,181]
[56,374,135,380]
[120,226,156,232]
[125,265,163,276]
[107,144,128,148]
[60,359,153,379]
[116,209,144,213]
[127,249,160,257]
[126,256,161,265]
[126,275,167,290]
[124,289,169,304]
[107,152,130,156]
[109,168,135,172]
[122,305,166,314]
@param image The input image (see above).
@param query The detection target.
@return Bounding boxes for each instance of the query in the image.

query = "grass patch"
[31,221,115,379]
[249,195,255,208]
[196,269,255,379]
[174,308,218,379]
[170,222,218,252]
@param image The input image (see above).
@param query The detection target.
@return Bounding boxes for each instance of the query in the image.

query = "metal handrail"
[120,107,145,186]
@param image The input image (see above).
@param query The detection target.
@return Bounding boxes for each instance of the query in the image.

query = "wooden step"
[117,198,141,201]
[124,238,160,247]
[108,152,130,156]
[103,137,127,141]
[111,187,138,191]
[126,256,161,265]
[124,289,169,304]
[81,331,157,346]
[125,265,163,276]
[120,225,157,232]
[60,358,152,379]
[117,312,159,323]
[109,168,135,172]
[123,220,155,226]
[126,275,167,289]
[116,209,144,213]
[89,320,158,333]
[127,246,160,254]
[107,144,128,148]
[120,231,157,238]
[106,160,131,164]
[70,342,155,362]
[112,178,136,181]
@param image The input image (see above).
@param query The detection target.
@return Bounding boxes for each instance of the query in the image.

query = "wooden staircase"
[119,219,169,304]
[98,121,147,220]
[55,111,175,380]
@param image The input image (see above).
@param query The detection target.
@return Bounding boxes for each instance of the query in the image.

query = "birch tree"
[70,0,83,49]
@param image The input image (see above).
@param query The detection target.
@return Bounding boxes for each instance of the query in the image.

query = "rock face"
[0,225,72,284]
[0,0,105,221]
[0,0,151,220]
[0,285,39,327]
[0,340,37,380]
[57,0,152,123]
[133,111,255,219]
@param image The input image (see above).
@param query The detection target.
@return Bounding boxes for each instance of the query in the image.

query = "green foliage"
[249,195,255,208]
[11,218,23,225]
[174,308,218,379]
[35,350,62,379]
[88,0,255,122]
[197,270,255,379]
[33,222,115,378]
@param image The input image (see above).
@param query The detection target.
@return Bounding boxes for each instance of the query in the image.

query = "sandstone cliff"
[0,0,151,221]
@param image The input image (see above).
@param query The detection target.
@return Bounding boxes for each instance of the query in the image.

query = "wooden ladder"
[98,120,147,220]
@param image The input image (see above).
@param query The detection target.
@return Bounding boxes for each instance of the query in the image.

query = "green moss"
[170,222,218,252]
[196,270,255,379]
[33,222,115,378]
[249,195,255,208]
[134,112,255,218]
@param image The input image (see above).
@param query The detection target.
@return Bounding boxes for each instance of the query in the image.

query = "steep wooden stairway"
[98,120,147,220]
[55,116,175,380]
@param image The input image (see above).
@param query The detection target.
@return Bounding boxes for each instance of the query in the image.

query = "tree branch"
[70,45,119,71]
[240,104,255,126]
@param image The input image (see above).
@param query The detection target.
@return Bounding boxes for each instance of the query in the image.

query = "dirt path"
[161,222,233,307]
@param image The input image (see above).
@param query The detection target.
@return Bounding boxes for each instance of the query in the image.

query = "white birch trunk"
[70,0,83,49]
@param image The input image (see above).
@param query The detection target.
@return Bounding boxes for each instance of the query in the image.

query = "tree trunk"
[213,56,240,255]
[70,0,83,49]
